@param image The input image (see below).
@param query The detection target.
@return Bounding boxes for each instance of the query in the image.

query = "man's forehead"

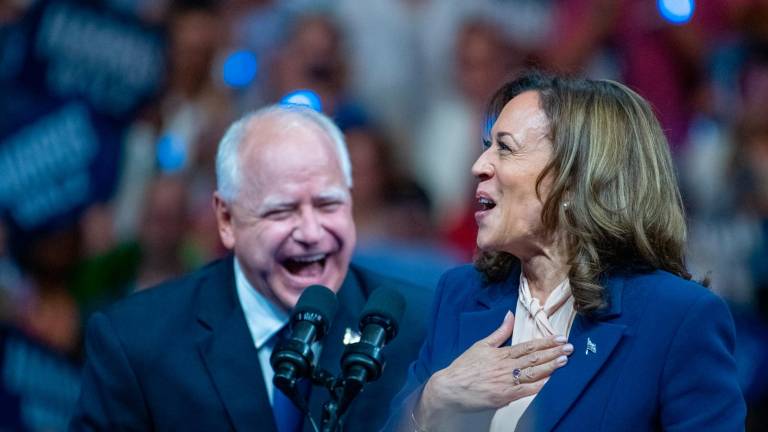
[245,111,332,149]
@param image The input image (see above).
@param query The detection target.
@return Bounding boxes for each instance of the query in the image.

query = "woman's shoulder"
[626,270,711,299]
[620,269,728,320]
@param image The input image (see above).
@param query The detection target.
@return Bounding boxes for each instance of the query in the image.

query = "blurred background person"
[345,121,460,287]
[413,17,528,259]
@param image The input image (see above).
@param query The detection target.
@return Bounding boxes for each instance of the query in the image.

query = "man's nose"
[291,209,323,245]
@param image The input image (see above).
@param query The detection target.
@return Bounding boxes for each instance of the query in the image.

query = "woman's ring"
[512,368,522,385]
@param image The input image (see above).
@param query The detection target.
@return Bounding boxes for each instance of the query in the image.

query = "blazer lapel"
[517,274,628,432]
[457,267,521,354]
[195,258,276,432]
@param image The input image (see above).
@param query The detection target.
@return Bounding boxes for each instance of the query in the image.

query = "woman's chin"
[475,235,496,252]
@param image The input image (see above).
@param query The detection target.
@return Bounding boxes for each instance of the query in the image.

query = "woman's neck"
[519,240,570,305]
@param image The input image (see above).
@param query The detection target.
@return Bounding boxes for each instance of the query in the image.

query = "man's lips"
[281,253,330,278]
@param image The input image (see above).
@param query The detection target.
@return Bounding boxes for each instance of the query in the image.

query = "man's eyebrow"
[315,187,350,202]
[257,196,296,214]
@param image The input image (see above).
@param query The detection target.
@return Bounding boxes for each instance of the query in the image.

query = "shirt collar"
[234,258,289,349]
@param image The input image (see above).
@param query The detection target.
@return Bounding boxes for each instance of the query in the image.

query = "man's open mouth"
[282,253,329,277]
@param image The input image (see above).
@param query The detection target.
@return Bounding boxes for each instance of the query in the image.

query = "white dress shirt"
[234,258,289,404]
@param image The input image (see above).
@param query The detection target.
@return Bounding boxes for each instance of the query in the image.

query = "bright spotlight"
[222,50,258,88]
[279,89,323,112]
[156,133,187,173]
[658,0,694,25]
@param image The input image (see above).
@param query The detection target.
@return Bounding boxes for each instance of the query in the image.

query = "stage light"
[280,89,323,112]
[658,0,694,25]
[156,133,187,173]
[222,50,258,88]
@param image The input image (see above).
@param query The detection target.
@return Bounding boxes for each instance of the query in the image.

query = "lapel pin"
[586,337,597,355]
[343,327,361,345]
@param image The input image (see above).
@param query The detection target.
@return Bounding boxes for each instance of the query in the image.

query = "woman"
[384,72,745,431]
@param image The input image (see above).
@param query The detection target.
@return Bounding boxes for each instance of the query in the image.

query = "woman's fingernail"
[556,355,568,366]
[562,344,574,354]
[554,335,567,344]
[504,311,513,322]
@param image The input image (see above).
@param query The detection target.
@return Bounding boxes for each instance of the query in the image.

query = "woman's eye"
[497,141,513,153]
[482,138,492,150]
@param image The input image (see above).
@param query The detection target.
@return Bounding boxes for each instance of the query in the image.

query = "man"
[70,105,431,431]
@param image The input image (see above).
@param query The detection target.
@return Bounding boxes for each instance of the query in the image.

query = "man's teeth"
[291,254,326,263]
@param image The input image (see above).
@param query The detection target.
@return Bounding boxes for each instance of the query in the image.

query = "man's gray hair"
[215,105,352,202]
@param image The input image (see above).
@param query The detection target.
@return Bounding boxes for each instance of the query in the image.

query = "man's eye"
[265,209,291,219]
[318,202,342,212]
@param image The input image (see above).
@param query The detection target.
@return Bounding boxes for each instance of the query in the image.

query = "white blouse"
[489,274,576,431]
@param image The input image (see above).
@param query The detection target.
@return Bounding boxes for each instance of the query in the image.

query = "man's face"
[214,115,356,310]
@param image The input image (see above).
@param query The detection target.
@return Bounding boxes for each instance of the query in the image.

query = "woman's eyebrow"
[496,131,522,147]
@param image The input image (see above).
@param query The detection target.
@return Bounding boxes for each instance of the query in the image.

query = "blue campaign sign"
[0,0,166,232]
[6,0,165,119]
[0,325,81,431]
[0,92,122,231]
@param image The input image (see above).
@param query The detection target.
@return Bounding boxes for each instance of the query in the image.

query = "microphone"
[338,287,406,412]
[271,285,338,409]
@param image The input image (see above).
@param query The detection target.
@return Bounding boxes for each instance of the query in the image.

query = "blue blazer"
[384,264,746,431]
[70,257,432,432]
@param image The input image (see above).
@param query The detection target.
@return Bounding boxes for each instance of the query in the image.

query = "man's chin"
[274,268,345,308]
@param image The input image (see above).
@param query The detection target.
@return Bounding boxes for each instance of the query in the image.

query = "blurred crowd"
[0,0,767,430]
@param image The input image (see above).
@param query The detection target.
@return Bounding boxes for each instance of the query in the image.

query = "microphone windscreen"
[361,287,406,325]
[294,284,338,323]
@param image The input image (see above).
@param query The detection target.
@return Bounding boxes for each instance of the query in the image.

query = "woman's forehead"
[491,92,549,139]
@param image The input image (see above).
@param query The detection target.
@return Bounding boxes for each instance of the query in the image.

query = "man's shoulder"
[93,257,232,339]
[349,263,434,341]
[349,263,433,305]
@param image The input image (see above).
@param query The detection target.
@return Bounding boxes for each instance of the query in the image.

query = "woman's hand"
[415,311,572,429]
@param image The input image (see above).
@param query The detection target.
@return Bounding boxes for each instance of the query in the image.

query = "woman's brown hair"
[475,71,692,315]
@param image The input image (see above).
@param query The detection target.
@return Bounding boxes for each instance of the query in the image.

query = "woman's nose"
[472,151,493,181]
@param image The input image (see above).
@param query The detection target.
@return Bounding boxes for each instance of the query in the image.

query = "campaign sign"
[0,93,122,232]
[0,0,165,232]
[7,0,165,119]
[0,325,81,431]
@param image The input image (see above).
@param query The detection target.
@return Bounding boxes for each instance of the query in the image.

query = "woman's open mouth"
[477,197,496,211]
[475,195,497,221]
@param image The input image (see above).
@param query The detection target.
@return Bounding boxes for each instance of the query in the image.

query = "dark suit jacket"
[70,256,431,431]
[384,264,746,432]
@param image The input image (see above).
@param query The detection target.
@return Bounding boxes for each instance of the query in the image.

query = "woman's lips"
[475,194,497,221]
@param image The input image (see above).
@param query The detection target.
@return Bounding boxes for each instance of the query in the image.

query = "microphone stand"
[312,338,384,432]
[310,367,344,432]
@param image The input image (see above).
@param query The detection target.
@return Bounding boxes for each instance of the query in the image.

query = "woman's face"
[472,91,554,257]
